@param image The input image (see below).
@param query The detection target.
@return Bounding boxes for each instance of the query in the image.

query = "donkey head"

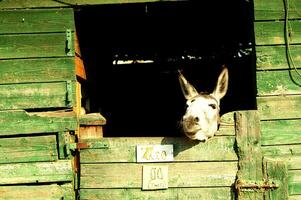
[179,66,229,141]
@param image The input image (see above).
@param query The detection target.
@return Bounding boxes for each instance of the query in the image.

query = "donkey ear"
[212,66,229,101]
[178,71,199,100]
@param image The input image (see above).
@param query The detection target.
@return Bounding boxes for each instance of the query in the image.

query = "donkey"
[178,66,229,141]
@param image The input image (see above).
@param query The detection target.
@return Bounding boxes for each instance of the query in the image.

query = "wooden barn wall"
[0,5,78,200]
[254,0,301,199]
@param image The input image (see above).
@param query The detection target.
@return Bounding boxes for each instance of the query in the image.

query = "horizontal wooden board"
[0,33,74,59]
[0,0,169,9]
[0,135,57,164]
[0,58,75,84]
[0,184,74,200]
[257,95,301,120]
[255,21,301,45]
[80,136,237,163]
[257,70,301,96]
[0,160,73,185]
[0,81,75,110]
[80,187,233,200]
[261,120,301,145]
[0,110,77,136]
[290,195,301,200]
[289,170,301,195]
[256,45,301,70]
[80,162,238,188]
[0,9,74,34]
[254,0,301,20]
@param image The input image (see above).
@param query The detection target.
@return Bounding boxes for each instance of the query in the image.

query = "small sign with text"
[136,145,173,163]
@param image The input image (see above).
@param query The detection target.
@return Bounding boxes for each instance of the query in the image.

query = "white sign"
[136,145,173,163]
[142,165,168,190]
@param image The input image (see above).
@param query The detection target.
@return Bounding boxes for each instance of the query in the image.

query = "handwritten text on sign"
[136,145,173,163]
[142,165,168,190]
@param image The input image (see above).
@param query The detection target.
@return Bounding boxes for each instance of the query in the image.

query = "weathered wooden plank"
[262,145,301,159]
[0,160,73,185]
[0,9,74,34]
[289,170,301,195]
[290,195,301,200]
[0,33,74,59]
[262,156,301,170]
[0,184,74,200]
[261,120,301,145]
[0,110,77,136]
[257,95,301,120]
[0,0,174,9]
[80,162,238,188]
[254,0,301,20]
[257,70,301,96]
[256,45,301,70]
[235,111,264,199]
[80,136,237,163]
[255,21,301,45]
[80,187,233,200]
[0,135,57,164]
[0,58,75,84]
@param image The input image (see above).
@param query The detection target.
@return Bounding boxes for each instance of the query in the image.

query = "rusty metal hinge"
[235,179,279,193]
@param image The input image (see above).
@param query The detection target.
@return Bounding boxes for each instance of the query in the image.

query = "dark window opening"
[75,1,256,137]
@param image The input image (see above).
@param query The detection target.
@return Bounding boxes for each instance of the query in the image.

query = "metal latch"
[235,179,279,193]
[70,141,109,151]
[65,29,73,56]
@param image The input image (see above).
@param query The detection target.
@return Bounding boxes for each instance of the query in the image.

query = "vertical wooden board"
[261,120,301,145]
[257,70,301,96]
[254,21,301,45]
[289,170,301,195]
[80,162,238,189]
[0,161,73,184]
[257,95,301,120]
[0,33,74,59]
[0,110,77,136]
[80,187,234,200]
[0,135,58,164]
[254,0,301,20]
[0,8,74,34]
[0,58,75,84]
[0,184,74,200]
[80,136,237,163]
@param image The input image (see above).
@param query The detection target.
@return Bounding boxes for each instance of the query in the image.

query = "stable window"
[75,1,255,137]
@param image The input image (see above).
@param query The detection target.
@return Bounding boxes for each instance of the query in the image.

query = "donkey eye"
[209,104,217,109]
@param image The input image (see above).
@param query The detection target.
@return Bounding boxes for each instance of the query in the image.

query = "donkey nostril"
[194,117,199,123]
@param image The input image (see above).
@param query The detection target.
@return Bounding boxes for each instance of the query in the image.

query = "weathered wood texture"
[80,136,237,163]
[0,184,74,200]
[0,58,75,84]
[254,0,301,20]
[80,187,234,200]
[80,162,237,189]
[0,135,57,164]
[0,161,73,185]
[0,81,76,110]
[0,110,77,136]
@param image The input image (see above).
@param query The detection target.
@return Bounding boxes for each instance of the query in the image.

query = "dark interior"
[75,1,256,137]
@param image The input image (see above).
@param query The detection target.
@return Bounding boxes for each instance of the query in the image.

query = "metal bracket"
[65,29,73,56]
[70,141,109,151]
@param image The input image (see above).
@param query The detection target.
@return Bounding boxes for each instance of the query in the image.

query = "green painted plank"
[0,184,74,200]
[255,21,301,45]
[263,156,301,171]
[262,144,301,158]
[257,95,301,120]
[256,45,301,70]
[0,0,175,9]
[80,162,238,188]
[0,33,74,59]
[261,120,301,145]
[254,0,301,20]
[80,136,237,163]
[0,110,77,136]
[80,187,233,200]
[0,58,75,84]
[257,70,301,96]
[0,160,73,185]
[0,135,57,164]
[0,9,74,34]
[0,81,74,110]
[289,170,301,195]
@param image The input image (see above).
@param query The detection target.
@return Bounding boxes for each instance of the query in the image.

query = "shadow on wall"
[75,1,256,137]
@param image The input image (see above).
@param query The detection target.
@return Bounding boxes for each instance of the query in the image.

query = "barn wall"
[0,6,78,199]
[254,0,301,199]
